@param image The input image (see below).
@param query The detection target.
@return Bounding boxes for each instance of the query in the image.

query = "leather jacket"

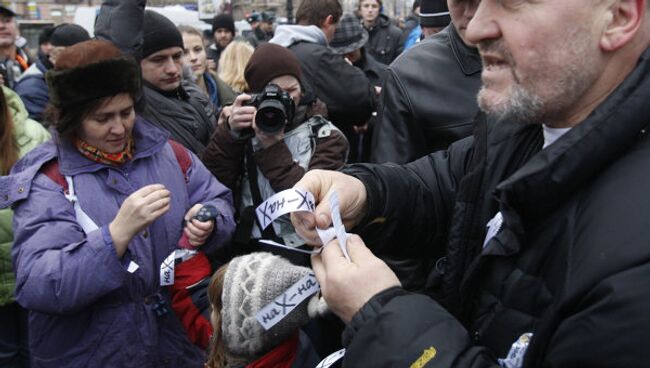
[371,25,482,164]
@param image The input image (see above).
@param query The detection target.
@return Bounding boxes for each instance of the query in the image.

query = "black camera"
[244,83,295,134]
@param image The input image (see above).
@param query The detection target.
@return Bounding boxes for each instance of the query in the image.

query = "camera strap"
[241,144,281,242]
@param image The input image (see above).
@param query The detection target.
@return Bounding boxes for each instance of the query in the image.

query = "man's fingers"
[292,211,315,230]
[320,237,347,267]
[345,234,373,262]
[310,254,326,287]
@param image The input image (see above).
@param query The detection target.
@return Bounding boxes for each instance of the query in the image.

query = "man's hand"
[311,234,401,323]
[183,204,215,247]
[291,170,368,245]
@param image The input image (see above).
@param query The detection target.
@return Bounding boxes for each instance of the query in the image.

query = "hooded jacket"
[0,118,236,367]
[371,25,482,164]
[364,14,404,65]
[14,59,50,122]
[0,87,50,307]
[271,25,376,130]
[340,46,650,367]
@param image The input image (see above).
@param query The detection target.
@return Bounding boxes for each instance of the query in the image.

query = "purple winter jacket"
[0,118,236,367]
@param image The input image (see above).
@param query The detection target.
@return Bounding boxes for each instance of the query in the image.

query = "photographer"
[202,43,348,265]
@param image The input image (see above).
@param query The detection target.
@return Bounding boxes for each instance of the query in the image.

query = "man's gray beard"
[477,83,544,124]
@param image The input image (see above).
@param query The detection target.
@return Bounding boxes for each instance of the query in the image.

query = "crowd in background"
[2,0,650,366]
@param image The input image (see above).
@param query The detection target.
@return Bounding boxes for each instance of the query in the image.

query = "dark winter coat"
[207,43,226,69]
[371,25,482,164]
[141,81,217,156]
[14,60,49,122]
[355,48,387,87]
[365,14,404,65]
[271,25,376,129]
[340,45,650,367]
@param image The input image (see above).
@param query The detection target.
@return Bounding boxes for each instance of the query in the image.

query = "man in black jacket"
[371,0,481,164]
[359,0,404,65]
[96,3,217,156]
[270,0,376,143]
[293,0,650,366]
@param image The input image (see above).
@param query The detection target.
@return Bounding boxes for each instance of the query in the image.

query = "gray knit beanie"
[221,252,322,360]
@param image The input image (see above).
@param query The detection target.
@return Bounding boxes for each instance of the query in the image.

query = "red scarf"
[246,333,299,368]
[74,137,134,166]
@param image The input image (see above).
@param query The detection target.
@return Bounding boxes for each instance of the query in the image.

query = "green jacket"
[0,86,50,305]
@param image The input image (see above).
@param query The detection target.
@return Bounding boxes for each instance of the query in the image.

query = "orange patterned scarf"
[74,137,134,166]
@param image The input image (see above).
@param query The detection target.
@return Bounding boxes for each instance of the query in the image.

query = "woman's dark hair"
[0,89,19,175]
[44,92,138,140]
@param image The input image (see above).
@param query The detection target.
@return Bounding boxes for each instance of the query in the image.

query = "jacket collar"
[447,24,482,76]
[57,116,169,176]
[143,81,189,100]
[495,46,650,221]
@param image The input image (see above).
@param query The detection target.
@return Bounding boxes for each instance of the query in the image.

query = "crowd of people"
[1,0,650,366]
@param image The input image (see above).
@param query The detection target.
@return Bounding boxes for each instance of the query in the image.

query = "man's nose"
[465,1,500,46]
[164,58,179,74]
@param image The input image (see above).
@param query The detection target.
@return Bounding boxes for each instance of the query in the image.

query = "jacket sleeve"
[316,51,376,128]
[201,122,246,191]
[14,77,49,122]
[254,129,348,192]
[343,135,474,259]
[12,175,129,314]
[94,0,145,56]
[370,67,425,164]
[342,287,500,368]
[185,149,236,260]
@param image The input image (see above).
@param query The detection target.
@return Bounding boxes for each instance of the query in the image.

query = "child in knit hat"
[205,252,325,368]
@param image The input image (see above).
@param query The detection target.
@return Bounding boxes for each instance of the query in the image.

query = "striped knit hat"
[419,0,450,28]
[221,252,323,360]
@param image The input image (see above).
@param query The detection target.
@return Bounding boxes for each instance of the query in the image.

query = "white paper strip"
[160,251,175,286]
[316,348,346,368]
[329,192,351,261]
[160,249,197,286]
[256,189,351,261]
[255,273,320,330]
[259,239,323,255]
[256,189,316,230]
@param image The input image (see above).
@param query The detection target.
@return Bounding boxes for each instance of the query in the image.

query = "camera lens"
[256,100,287,133]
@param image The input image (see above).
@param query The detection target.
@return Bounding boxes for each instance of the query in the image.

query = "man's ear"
[321,14,335,28]
[600,0,646,51]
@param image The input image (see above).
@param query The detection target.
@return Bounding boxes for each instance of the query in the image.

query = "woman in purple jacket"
[0,40,236,367]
